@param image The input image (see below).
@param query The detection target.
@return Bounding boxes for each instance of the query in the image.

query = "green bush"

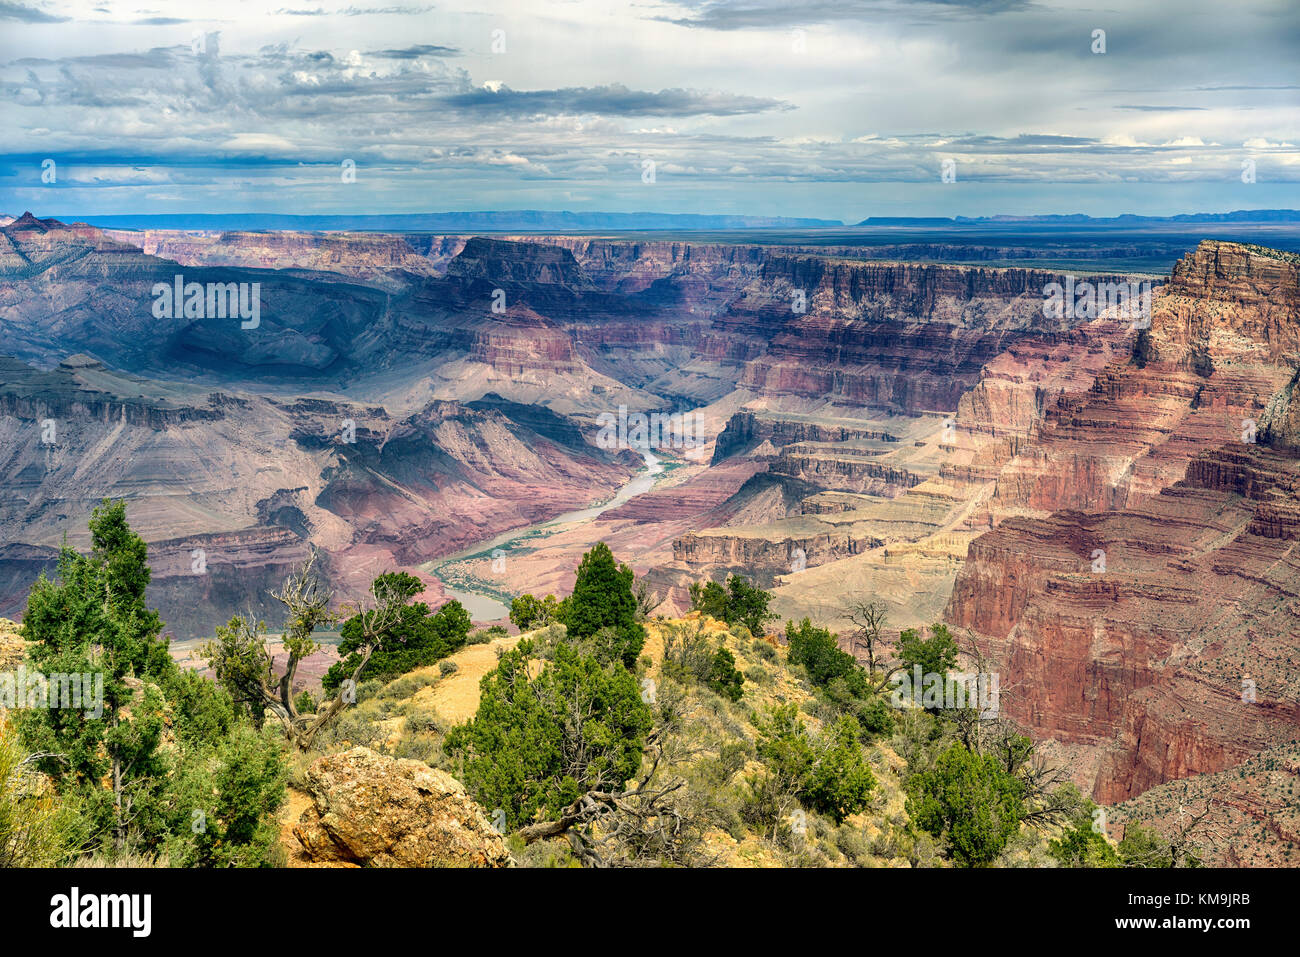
[322,575,471,693]
[801,716,876,824]
[689,575,776,636]
[167,724,287,868]
[445,639,652,831]
[509,594,562,632]
[706,648,745,702]
[906,742,1026,867]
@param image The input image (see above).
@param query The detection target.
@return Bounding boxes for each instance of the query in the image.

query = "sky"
[0,0,1297,221]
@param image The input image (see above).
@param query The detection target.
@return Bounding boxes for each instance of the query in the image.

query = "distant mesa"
[857,209,1300,227]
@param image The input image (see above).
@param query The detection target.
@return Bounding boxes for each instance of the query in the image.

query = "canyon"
[1,212,1298,862]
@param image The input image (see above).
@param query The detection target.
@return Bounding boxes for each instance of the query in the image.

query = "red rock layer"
[946,242,1300,806]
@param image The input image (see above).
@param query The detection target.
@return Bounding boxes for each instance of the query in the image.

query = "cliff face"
[991,242,1300,513]
[721,257,1142,414]
[713,411,900,464]
[446,237,597,290]
[112,229,442,285]
[768,445,925,496]
[673,527,881,577]
[946,241,1300,805]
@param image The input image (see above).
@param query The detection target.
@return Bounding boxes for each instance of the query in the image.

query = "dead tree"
[203,552,406,750]
[843,598,888,673]
[516,725,704,867]
[633,577,661,621]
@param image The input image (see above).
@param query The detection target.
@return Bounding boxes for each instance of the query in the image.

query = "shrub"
[662,620,717,683]
[322,576,472,693]
[509,594,561,632]
[785,618,860,688]
[744,664,772,686]
[445,639,652,830]
[801,715,876,824]
[905,742,1027,867]
[747,704,874,829]
[167,723,287,868]
[403,707,446,735]
[896,623,959,683]
[0,716,80,866]
[706,648,745,702]
[689,575,776,636]
[380,671,438,700]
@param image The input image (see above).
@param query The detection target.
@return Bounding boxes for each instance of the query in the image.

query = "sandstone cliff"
[946,241,1300,816]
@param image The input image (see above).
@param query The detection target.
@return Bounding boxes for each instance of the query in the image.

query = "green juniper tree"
[445,637,652,829]
[688,575,776,636]
[322,573,470,693]
[905,742,1027,867]
[19,500,172,853]
[563,542,644,667]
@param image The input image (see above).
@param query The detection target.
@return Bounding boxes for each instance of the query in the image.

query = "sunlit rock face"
[946,242,1300,811]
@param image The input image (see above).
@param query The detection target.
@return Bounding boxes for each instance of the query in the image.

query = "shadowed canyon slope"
[2,215,1298,862]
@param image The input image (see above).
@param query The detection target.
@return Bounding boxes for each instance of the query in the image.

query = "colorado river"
[428,449,667,621]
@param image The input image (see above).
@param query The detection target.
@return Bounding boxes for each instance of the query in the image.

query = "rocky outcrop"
[712,410,898,463]
[292,747,510,868]
[769,445,925,496]
[674,528,881,576]
[447,237,596,290]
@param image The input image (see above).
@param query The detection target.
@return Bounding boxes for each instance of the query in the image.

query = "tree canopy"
[563,542,645,668]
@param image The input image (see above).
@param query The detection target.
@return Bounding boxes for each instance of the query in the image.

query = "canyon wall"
[946,242,1300,806]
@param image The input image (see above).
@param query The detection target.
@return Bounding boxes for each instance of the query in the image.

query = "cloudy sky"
[0,0,1297,220]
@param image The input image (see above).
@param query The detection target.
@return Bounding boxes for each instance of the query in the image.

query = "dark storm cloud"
[0,1,67,22]
[441,84,792,117]
[661,0,1030,30]
[367,44,459,58]
[1117,105,1209,112]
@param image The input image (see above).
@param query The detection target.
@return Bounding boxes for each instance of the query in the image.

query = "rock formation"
[946,242,1300,811]
[291,747,510,867]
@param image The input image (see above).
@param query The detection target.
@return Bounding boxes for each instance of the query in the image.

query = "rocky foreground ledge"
[290,747,510,868]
